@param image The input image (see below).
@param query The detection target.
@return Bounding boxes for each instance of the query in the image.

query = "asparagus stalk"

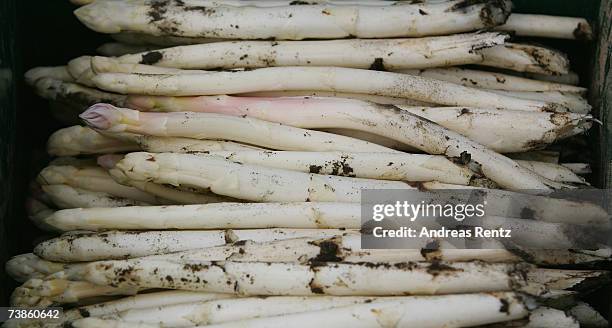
[47,126,139,156]
[38,165,163,205]
[82,104,564,190]
[115,32,507,70]
[195,293,529,328]
[82,104,397,153]
[47,126,263,156]
[7,236,521,284]
[109,132,264,152]
[113,152,457,202]
[33,77,126,108]
[126,94,593,152]
[67,291,235,323]
[89,65,563,112]
[515,161,588,184]
[43,203,363,231]
[186,151,474,185]
[5,254,66,283]
[10,278,139,308]
[106,293,528,327]
[74,0,511,39]
[24,66,73,85]
[34,229,352,262]
[41,184,148,209]
[496,14,594,40]
[99,154,239,205]
[103,296,396,327]
[235,91,430,105]
[58,258,528,296]
[402,107,590,152]
[399,67,586,93]
[485,90,591,114]
[478,43,570,75]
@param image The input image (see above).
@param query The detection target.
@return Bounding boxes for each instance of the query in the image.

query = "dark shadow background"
[0,0,609,319]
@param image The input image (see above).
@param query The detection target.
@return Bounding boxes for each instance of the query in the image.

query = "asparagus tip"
[97,154,123,169]
[80,104,119,130]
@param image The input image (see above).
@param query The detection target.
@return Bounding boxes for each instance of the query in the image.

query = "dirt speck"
[140,51,163,65]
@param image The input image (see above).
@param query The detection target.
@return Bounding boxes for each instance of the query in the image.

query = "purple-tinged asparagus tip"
[97,154,124,169]
[80,103,120,130]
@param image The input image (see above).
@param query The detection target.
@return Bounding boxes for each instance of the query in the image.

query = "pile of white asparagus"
[6,0,611,327]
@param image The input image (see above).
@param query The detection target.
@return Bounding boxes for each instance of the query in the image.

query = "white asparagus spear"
[125,93,593,152]
[485,90,591,114]
[74,0,510,40]
[67,56,94,80]
[399,67,586,93]
[104,296,396,327]
[68,291,235,322]
[43,203,361,231]
[99,154,239,205]
[515,161,588,184]
[70,1,448,8]
[38,165,163,205]
[47,126,139,156]
[11,241,610,293]
[402,107,590,152]
[478,43,569,75]
[34,229,352,262]
[24,66,73,85]
[5,254,66,283]
[114,152,453,202]
[41,184,148,209]
[47,126,262,156]
[109,132,265,152]
[7,236,520,284]
[82,104,397,153]
[81,102,559,189]
[10,278,139,308]
[90,65,562,112]
[98,43,161,57]
[237,91,430,105]
[60,258,528,296]
[202,293,530,328]
[109,40,572,77]
[32,77,126,107]
[202,151,474,185]
[115,32,507,70]
[496,14,593,40]
[4,292,236,328]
